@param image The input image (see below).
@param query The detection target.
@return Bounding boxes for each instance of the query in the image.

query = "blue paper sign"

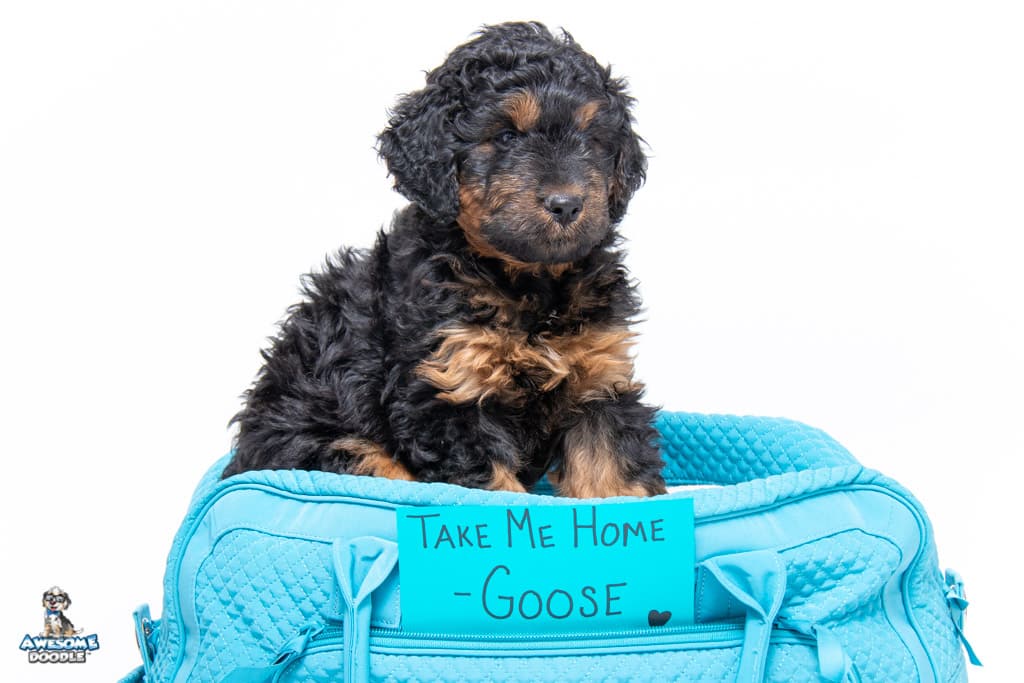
[396,498,695,634]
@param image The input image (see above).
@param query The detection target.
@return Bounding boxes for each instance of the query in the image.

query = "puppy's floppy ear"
[377,86,460,224]
[605,78,647,223]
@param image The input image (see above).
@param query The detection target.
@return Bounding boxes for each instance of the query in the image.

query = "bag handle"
[332,536,399,683]
[700,550,787,683]
[702,549,861,683]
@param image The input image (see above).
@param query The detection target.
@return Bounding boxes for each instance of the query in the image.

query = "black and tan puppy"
[224,22,666,497]
[41,587,79,638]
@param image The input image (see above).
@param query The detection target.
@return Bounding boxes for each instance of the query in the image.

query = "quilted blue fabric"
[655,412,857,484]
[124,412,970,683]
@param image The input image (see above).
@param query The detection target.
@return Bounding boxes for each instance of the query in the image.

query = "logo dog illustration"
[41,586,81,638]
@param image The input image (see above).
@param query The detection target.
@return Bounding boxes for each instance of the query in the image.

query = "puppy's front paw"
[554,414,666,498]
[490,463,528,493]
[332,437,416,481]
[555,467,664,498]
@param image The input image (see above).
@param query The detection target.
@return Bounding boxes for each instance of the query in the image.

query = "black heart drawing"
[648,609,672,627]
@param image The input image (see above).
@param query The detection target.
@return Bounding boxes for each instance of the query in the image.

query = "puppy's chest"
[415,314,639,406]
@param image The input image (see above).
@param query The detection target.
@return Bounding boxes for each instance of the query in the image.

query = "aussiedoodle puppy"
[42,587,80,638]
[223,21,666,497]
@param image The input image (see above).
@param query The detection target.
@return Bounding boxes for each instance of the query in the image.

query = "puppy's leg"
[390,390,529,492]
[334,419,527,491]
[552,394,666,498]
[331,437,415,481]
[489,461,528,493]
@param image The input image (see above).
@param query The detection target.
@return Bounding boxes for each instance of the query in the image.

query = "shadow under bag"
[121,412,979,682]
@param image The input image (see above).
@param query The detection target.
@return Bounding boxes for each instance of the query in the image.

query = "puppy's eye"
[588,135,614,160]
[495,130,521,145]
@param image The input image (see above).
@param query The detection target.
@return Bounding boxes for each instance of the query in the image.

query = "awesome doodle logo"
[19,586,100,664]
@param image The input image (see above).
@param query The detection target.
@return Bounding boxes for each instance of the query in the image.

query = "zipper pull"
[217,623,321,683]
[944,569,982,666]
[813,624,861,683]
[777,618,860,683]
[131,604,159,679]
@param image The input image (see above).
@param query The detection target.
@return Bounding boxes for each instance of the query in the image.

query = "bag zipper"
[298,621,815,658]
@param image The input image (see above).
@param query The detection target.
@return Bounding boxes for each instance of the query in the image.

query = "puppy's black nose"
[544,193,583,225]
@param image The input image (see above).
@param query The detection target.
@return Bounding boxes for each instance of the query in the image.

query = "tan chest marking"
[416,324,640,405]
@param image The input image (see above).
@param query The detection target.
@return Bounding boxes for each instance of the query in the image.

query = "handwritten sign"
[396,498,695,634]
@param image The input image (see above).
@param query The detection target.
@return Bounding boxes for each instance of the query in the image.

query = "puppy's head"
[377,22,646,267]
[42,587,70,612]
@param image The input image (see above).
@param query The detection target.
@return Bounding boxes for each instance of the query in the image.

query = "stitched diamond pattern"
[655,412,856,485]
[190,531,334,681]
[781,530,902,623]
[833,599,917,681]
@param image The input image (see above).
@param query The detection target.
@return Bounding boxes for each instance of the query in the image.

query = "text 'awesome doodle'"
[19,587,101,665]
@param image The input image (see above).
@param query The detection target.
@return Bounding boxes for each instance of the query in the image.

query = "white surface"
[1,2,1018,680]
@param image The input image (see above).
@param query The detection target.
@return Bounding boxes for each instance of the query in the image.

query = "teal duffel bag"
[121,412,979,682]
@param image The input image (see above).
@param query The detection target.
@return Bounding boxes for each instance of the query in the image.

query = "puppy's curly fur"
[223,22,666,497]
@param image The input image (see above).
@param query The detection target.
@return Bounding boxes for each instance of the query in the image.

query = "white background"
[1,1,1019,680]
